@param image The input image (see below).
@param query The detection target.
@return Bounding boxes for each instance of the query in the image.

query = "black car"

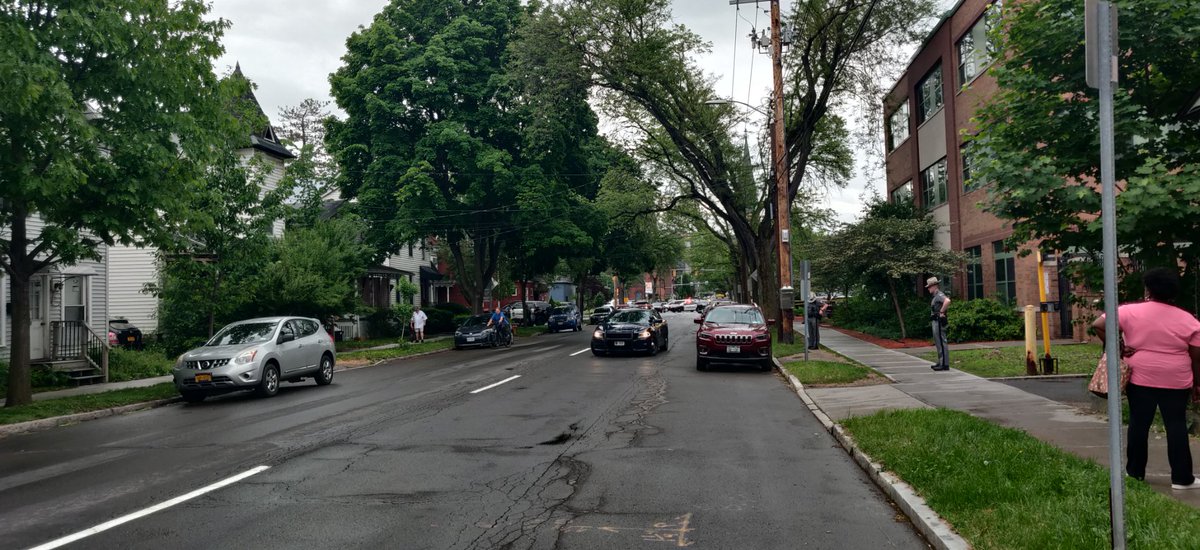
[588,305,615,325]
[453,314,498,349]
[108,319,143,350]
[547,305,582,332]
[591,308,669,356]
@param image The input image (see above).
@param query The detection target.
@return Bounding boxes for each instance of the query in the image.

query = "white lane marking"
[470,375,522,394]
[569,348,591,356]
[28,465,271,550]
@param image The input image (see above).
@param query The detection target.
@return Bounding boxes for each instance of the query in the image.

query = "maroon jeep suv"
[694,304,773,372]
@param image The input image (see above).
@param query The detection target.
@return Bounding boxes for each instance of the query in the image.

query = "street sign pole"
[800,260,810,362]
[1087,1,1124,546]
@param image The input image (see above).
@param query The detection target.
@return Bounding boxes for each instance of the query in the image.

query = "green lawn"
[920,343,1102,377]
[515,325,549,337]
[772,341,810,359]
[337,339,455,363]
[843,409,1200,549]
[782,360,876,385]
[0,383,179,426]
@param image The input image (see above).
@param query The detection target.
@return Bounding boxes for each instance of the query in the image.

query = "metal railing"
[49,321,110,382]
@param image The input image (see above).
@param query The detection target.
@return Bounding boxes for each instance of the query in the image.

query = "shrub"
[431,302,470,315]
[0,361,72,393]
[108,348,175,382]
[947,298,1023,343]
[830,292,932,340]
[424,308,456,334]
[452,314,471,328]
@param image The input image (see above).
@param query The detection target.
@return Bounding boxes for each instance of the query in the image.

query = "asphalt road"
[0,314,926,550]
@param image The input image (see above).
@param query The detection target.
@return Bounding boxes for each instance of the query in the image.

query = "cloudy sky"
[208,0,910,222]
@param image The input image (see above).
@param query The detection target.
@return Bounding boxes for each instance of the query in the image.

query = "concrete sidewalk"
[808,328,1200,508]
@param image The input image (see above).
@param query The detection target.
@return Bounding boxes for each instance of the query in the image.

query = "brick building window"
[920,158,948,208]
[965,246,984,300]
[961,144,980,192]
[891,181,913,204]
[887,101,909,150]
[993,241,1016,304]
[917,65,943,123]
[957,2,1000,86]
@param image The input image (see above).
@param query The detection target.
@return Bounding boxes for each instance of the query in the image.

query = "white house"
[106,66,294,333]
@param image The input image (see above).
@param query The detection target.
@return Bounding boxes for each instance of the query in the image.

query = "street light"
[704,98,769,117]
[704,95,794,344]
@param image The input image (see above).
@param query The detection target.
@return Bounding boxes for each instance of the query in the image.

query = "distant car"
[694,304,773,372]
[547,305,582,332]
[591,308,669,356]
[108,319,143,350]
[692,299,711,314]
[681,298,698,312]
[454,314,498,349]
[589,305,615,325]
[507,300,551,325]
[651,302,666,312]
[666,300,685,312]
[172,317,335,403]
[632,300,652,310]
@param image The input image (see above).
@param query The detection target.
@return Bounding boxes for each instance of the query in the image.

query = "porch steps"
[32,360,106,386]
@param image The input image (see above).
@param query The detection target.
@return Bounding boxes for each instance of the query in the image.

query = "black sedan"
[591,309,669,356]
[453,314,497,349]
[108,319,144,350]
[588,305,615,325]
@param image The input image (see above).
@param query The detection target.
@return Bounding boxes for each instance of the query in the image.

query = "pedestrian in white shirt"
[411,305,428,343]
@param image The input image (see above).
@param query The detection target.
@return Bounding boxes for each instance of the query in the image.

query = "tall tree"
[0,1,231,406]
[524,0,933,327]
[969,0,1200,306]
[277,98,337,226]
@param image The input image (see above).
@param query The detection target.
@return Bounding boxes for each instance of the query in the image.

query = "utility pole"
[732,0,793,343]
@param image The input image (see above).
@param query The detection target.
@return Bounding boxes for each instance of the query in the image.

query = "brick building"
[883,0,1072,337]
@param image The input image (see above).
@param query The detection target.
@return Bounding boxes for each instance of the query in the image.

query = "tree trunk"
[886,278,908,340]
[5,214,34,407]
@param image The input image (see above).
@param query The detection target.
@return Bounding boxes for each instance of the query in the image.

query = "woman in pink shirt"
[1094,268,1200,489]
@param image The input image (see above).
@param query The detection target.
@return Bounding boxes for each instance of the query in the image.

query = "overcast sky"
[208,0,913,222]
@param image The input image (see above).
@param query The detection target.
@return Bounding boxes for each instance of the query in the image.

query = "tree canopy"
[1,0,232,406]
[969,0,1200,304]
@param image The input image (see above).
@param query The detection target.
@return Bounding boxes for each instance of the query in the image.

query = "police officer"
[927,277,951,371]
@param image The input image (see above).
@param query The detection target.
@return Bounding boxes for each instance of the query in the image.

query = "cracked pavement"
[0,315,926,549]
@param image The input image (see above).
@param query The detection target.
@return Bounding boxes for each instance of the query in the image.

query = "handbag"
[1089,352,1131,399]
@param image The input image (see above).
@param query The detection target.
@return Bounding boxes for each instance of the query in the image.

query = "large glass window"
[920,158,948,208]
[961,144,981,193]
[965,246,984,300]
[993,241,1016,304]
[958,2,1002,86]
[887,101,909,150]
[891,181,913,204]
[917,65,944,123]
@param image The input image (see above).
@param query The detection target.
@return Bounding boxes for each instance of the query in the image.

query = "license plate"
[126,336,136,342]
[467,337,476,342]
[614,341,626,347]
[726,345,741,354]
[194,373,212,383]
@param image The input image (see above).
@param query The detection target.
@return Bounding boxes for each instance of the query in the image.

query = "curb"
[986,373,1090,381]
[0,396,182,438]
[774,357,970,550]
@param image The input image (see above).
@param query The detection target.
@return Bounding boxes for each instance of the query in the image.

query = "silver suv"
[172,317,335,403]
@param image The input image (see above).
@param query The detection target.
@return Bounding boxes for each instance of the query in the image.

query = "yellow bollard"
[1024,305,1039,375]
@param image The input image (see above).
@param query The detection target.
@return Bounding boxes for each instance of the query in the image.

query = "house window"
[407,243,414,257]
[919,158,948,208]
[917,65,944,123]
[965,246,984,300]
[890,181,913,204]
[887,101,909,150]
[961,145,980,192]
[993,241,1016,304]
[958,2,1002,86]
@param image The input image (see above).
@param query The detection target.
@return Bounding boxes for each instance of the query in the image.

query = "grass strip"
[335,337,401,352]
[919,343,1102,377]
[337,339,455,363]
[515,325,550,337]
[842,408,1200,549]
[783,360,876,385]
[0,383,179,426]
[773,341,810,359]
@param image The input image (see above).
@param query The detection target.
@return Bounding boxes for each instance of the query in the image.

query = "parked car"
[547,305,582,332]
[589,305,615,325]
[681,298,698,312]
[172,317,335,403]
[454,314,498,349]
[507,300,552,325]
[666,299,685,312]
[591,308,669,356]
[108,319,143,350]
[632,300,652,310]
[692,299,711,314]
[694,304,773,372]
